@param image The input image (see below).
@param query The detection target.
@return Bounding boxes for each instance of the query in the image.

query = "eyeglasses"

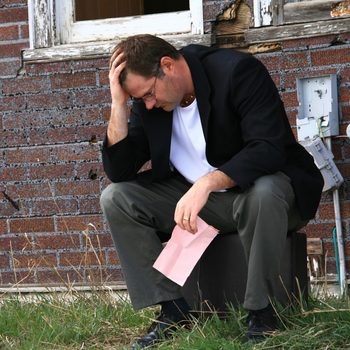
[130,67,159,103]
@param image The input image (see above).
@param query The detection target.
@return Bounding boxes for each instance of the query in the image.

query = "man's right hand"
[109,49,129,107]
[107,49,130,146]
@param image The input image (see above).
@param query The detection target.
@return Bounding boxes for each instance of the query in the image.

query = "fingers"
[109,48,124,69]
[174,207,198,234]
[182,214,197,234]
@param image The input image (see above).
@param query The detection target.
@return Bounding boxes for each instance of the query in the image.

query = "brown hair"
[112,34,180,84]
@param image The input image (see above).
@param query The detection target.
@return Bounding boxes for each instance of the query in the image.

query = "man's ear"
[159,56,174,74]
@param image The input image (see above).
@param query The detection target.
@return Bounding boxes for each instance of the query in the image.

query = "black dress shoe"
[131,298,191,349]
[246,303,277,340]
[130,312,190,349]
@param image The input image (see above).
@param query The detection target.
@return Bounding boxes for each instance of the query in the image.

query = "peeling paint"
[217,0,242,21]
[331,0,350,17]
[248,43,281,54]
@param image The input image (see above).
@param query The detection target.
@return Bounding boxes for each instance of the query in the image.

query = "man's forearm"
[196,170,236,193]
[106,103,129,147]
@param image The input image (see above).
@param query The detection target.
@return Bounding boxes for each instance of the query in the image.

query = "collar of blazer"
[181,48,212,142]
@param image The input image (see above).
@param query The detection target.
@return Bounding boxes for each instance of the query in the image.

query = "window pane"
[75,0,189,21]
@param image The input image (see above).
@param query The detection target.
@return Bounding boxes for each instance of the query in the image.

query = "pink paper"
[153,217,219,286]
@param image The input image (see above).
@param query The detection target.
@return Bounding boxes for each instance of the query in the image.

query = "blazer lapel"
[142,108,173,180]
[182,51,212,141]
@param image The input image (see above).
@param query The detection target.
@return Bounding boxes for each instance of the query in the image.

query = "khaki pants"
[100,172,306,310]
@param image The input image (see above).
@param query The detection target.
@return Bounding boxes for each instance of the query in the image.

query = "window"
[248,0,350,42]
[26,0,207,62]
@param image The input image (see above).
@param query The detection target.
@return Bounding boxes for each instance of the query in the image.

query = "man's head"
[111,34,193,111]
[113,34,180,86]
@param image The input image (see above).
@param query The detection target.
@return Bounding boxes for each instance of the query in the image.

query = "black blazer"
[102,45,323,220]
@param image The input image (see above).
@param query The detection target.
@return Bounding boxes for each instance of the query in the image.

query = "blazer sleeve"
[101,104,151,182]
[218,56,290,190]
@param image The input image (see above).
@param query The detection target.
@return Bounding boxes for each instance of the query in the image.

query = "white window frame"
[25,0,209,62]
[247,0,350,43]
[56,0,203,44]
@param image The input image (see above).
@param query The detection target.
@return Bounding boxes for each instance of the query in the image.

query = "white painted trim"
[55,0,203,45]
[252,0,274,27]
[23,34,213,63]
[190,0,204,35]
[253,0,262,27]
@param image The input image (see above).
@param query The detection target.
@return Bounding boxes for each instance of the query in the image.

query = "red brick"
[54,180,100,197]
[79,197,101,214]
[318,203,337,220]
[286,109,297,127]
[0,25,19,40]
[257,54,282,72]
[0,270,36,285]
[55,215,104,232]
[3,108,99,129]
[106,250,120,265]
[51,71,97,90]
[339,66,350,83]
[0,7,28,23]
[59,251,105,267]
[24,60,72,75]
[0,42,28,59]
[2,76,50,94]
[10,217,55,233]
[51,144,100,162]
[311,47,350,66]
[20,24,28,39]
[0,220,7,234]
[0,255,9,269]
[74,88,111,106]
[34,234,80,250]
[339,86,350,103]
[102,268,124,283]
[101,106,111,121]
[12,253,57,269]
[76,125,106,143]
[282,52,309,70]
[0,201,21,217]
[6,183,53,200]
[0,95,26,112]
[0,236,32,251]
[0,128,27,146]
[281,35,335,50]
[83,233,114,249]
[36,269,84,284]
[270,73,281,89]
[31,199,79,216]
[332,142,342,160]
[26,91,74,109]
[76,162,104,180]
[28,163,75,180]
[341,105,350,122]
[0,59,21,76]
[5,147,50,164]
[280,91,298,109]
[0,166,27,182]
[99,70,109,86]
[71,58,108,71]
[304,222,337,239]
[28,127,77,145]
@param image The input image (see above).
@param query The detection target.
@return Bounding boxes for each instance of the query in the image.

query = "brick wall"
[254,35,350,274]
[0,0,121,286]
[1,0,349,287]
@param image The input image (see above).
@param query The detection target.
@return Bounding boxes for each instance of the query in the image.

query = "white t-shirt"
[170,100,217,183]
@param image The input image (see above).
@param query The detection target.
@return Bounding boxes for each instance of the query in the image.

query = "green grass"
[0,291,349,349]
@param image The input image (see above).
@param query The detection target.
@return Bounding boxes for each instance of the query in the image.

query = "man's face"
[124,69,182,112]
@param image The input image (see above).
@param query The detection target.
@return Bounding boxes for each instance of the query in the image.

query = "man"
[100,34,323,348]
